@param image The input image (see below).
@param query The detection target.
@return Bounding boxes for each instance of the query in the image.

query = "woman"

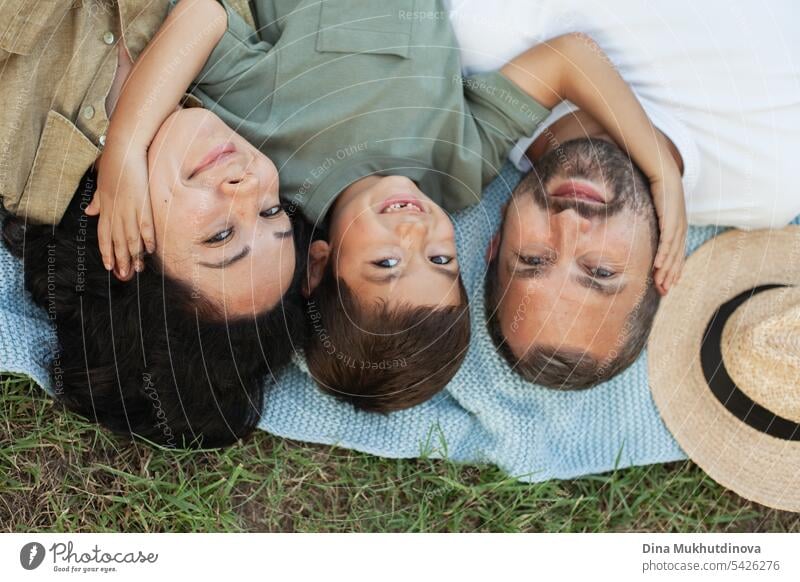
[0,0,308,447]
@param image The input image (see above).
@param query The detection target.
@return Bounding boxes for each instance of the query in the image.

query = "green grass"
[1,375,798,532]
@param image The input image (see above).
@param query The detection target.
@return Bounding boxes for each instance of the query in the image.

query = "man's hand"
[85,148,155,280]
[649,163,687,295]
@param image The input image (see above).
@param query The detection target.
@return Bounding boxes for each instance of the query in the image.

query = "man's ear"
[485,231,501,264]
[303,240,331,297]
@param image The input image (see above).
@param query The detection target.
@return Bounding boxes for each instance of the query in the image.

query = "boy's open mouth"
[379,197,425,214]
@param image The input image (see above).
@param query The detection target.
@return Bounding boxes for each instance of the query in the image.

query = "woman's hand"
[649,159,687,295]
[86,146,155,280]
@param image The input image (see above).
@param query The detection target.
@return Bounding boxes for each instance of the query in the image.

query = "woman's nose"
[220,172,257,198]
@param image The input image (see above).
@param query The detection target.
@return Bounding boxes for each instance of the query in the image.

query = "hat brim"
[648,226,800,512]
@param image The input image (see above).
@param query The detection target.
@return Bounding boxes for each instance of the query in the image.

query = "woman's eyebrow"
[199,246,251,269]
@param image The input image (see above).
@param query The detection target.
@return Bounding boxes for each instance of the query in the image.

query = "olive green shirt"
[0,0,255,225]
[182,0,550,223]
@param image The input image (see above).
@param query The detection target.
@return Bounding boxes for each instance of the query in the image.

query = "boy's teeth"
[384,201,420,213]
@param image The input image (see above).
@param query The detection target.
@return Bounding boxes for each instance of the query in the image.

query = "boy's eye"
[591,266,615,278]
[429,255,452,265]
[373,257,400,268]
[205,228,233,245]
[260,205,283,218]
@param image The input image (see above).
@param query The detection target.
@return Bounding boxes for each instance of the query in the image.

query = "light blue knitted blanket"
[4,164,794,481]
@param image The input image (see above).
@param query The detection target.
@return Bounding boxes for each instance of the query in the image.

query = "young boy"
[94,0,685,411]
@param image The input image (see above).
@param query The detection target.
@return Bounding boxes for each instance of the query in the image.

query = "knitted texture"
[3,163,796,481]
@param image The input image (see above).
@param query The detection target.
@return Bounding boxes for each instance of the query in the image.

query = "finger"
[658,252,678,290]
[139,209,156,255]
[97,216,114,271]
[125,224,145,268]
[667,231,687,280]
[112,229,132,278]
[85,196,101,216]
[113,263,136,282]
[653,266,666,289]
[654,234,673,269]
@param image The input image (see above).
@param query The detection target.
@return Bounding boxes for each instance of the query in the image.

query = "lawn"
[1,375,798,533]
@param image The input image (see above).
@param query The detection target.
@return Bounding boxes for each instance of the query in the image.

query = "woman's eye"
[205,228,233,245]
[373,257,400,268]
[592,266,615,278]
[429,255,453,265]
[260,205,283,218]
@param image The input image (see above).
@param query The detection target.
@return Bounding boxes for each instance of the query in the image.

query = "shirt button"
[103,31,115,45]
[99,134,106,147]
[82,105,95,120]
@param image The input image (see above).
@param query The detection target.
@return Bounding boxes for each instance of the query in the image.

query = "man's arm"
[500,33,687,292]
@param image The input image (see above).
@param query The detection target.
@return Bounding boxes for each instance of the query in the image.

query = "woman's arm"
[500,33,686,292]
[87,0,228,278]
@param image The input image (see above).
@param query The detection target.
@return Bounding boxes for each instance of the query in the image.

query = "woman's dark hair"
[2,170,309,448]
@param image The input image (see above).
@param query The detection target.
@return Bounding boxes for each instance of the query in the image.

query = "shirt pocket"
[316,0,416,59]
[0,1,71,58]
[14,110,99,224]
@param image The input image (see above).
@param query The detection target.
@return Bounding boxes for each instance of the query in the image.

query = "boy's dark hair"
[305,263,470,412]
[1,170,309,448]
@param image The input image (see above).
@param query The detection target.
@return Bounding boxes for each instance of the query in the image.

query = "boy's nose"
[395,219,428,241]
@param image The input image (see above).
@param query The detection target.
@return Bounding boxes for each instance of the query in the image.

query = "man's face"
[327,175,462,309]
[489,138,657,366]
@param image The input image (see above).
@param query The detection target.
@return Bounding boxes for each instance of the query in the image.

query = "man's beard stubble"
[524,137,656,223]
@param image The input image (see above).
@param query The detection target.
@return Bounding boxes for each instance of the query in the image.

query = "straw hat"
[648,225,800,512]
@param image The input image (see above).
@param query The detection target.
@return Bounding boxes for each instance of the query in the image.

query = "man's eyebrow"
[574,274,626,297]
[274,229,292,239]
[199,246,250,269]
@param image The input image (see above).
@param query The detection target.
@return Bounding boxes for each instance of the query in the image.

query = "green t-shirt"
[180,0,550,223]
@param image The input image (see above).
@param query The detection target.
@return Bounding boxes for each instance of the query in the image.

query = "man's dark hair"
[305,262,470,412]
[485,140,662,389]
[2,170,309,448]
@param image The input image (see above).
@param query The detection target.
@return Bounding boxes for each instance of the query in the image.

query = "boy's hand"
[649,163,687,296]
[85,148,155,279]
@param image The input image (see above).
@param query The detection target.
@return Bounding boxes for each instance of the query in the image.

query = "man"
[445,0,800,388]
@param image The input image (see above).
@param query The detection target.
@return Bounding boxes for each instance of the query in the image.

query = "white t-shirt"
[445,0,800,229]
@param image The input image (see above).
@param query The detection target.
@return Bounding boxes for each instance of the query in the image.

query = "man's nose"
[553,207,592,235]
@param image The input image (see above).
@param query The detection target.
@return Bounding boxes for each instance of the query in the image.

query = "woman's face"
[147,108,295,317]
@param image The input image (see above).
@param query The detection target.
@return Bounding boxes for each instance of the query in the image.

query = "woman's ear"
[303,240,331,297]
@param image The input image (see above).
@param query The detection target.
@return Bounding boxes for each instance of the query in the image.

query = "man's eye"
[592,267,615,278]
[260,205,283,218]
[373,258,400,268]
[429,255,452,265]
[205,228,233,245]
[521,255,545,266]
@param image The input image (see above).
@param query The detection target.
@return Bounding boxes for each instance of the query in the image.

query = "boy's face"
[325,175,461,309]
